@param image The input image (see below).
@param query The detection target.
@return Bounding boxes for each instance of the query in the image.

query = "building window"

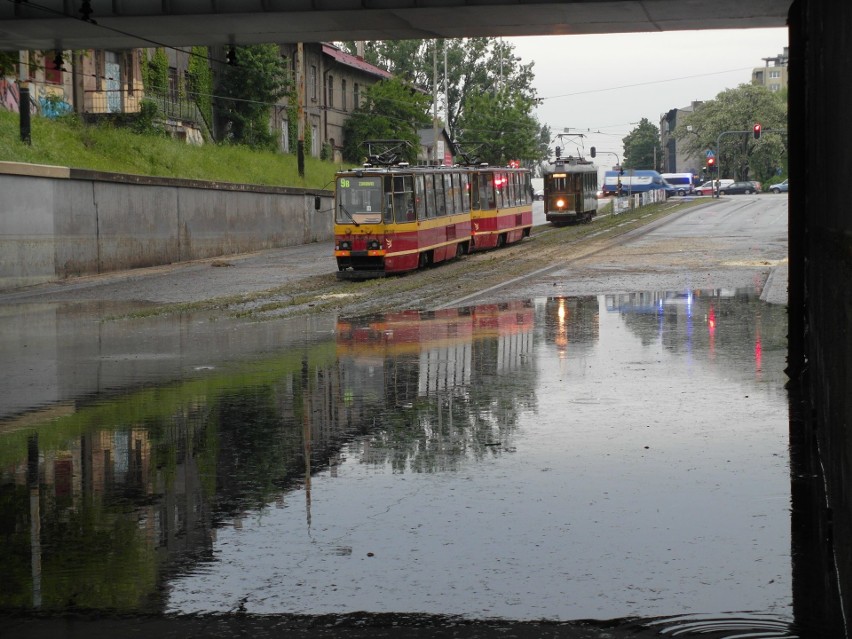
[327,74,334,109]
[770,70,781,79]
[127,51,135,95]
[770,83,781,92]
[44,52,62,84]
[341,79,347,111]
[354,83,360,108]
[310,65,318,101]
[311,124,319,157]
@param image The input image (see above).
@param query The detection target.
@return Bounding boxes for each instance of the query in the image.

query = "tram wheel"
[497,234,506,248]
[418,252,429,269]
[456,243,465,258]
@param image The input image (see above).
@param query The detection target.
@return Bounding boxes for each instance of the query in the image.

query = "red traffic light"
[753,123,762,140]
[707,156,715,166]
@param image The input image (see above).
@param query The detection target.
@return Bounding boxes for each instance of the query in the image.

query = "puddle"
[0,290,806,635]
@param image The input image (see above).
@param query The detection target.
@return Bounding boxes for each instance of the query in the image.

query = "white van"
[660,172,696,196]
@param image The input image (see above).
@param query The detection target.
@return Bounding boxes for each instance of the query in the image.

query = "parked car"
[695,181,714,196]
[695,179,734,195]
[768,178,788,194]
[533,189,544,201]
[719,181,759,195]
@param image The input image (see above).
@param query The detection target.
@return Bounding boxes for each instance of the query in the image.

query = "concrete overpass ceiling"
[0,0,790,51]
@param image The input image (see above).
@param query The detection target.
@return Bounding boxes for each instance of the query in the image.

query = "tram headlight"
[338,240,351,251]
[556,198,566,209]
[368,240,381,250]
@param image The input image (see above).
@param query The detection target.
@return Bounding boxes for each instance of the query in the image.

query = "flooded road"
[0,291,796,637]
[3,198,828,638]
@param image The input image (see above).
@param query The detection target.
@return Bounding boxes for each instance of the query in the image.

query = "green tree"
[215,44,290,150]
[455,88,540,165]
[623,118,661,170]
[0,52,18,76]
[677,84,787,183]
[337,38,537,147]
[341,77,431,163]
[535,123,552,173]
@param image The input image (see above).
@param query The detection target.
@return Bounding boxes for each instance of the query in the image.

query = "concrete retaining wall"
[0,161,333,290]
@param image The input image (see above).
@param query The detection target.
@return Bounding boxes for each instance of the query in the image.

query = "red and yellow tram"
[332,153,533,279]
[334,164,472,279]
[468,166,533,251]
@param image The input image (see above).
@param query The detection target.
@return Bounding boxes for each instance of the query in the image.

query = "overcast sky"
[505,27,789,164]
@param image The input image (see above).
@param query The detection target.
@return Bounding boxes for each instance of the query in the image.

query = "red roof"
[321,44,393,80]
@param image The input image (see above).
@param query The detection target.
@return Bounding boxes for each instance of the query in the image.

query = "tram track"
[233,198,708,320]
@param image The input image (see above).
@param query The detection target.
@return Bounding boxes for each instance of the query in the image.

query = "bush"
[134,99,160,135]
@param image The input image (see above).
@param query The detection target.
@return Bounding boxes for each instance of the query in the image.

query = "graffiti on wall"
[0,78,72,117]
[38,86,72,118]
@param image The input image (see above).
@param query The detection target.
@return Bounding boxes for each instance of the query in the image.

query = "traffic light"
[707,156,716,172]
[753,123,762,140]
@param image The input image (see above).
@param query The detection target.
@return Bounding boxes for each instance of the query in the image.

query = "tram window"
[468,174,477,210]
[393,175,415,223]
[496,173,507,208]
[441,173,452,215]
[415,175,426,220]
[435,174,447,216]
[424,174,437,218]
[460,173,471,212]
[383,176,394,223]
[479,174,492,209]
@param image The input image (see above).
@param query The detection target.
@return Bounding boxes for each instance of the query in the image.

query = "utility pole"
[296,43,305,178]
[432,41,439,164]
[443,40,448,128]
[18,51,31,145]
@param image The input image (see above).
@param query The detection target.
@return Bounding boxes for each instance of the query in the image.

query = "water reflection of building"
[1,420,213,611]
[0,303,539,612]
[335,302,537,471]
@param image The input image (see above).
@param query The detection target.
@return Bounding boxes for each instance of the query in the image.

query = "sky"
[505,28,789,165]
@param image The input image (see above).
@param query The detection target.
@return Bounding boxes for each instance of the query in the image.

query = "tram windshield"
[336,176,384,224]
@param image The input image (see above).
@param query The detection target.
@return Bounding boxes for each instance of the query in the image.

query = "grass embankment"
[0,110,340,189]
